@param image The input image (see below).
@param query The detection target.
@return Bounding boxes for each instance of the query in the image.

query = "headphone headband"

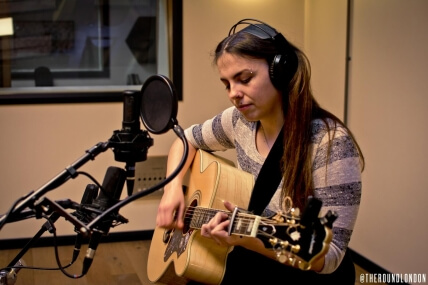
[228,19,278,39]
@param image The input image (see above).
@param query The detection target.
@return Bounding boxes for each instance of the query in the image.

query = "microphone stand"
[1,75,187,282]
[0,140,135,283]
[0,199,89,284]
[0,126,188,283]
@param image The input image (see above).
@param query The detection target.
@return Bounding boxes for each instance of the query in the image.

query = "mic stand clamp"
[33,198,90,237]
[108,129,153,163]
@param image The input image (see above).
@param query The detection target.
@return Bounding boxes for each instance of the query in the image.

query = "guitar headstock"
[256,197,337,270]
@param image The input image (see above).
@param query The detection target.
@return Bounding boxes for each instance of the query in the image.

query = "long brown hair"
[214,28,364,210]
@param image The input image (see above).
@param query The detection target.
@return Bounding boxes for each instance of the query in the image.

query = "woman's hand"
[156,183,186,229]
[155,138,197,230]
[200,201,244,247]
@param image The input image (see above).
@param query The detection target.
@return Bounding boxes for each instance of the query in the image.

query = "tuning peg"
[269,237,288,248]
[276,251,288,263]
[270,238,289,263]
[291,207,300,217]
[274,246,292,264]
[271,239,302,266]
[288,256,297,266]
[275,249,297,267]
[291,244,300,253]
[272,212,285,223]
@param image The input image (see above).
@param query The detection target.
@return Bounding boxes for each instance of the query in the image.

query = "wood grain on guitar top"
[147,150,254,285]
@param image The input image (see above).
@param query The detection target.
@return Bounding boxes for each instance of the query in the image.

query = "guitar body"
[147,150,255,285]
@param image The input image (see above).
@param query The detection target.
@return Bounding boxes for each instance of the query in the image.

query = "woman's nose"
[229,84,243,99]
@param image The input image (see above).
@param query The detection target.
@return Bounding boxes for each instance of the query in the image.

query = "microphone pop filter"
[140,74,178,134]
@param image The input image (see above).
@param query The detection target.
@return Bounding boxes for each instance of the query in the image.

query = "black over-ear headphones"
[228,19,298,90]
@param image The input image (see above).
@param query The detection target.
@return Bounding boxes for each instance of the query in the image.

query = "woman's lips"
[237,103,251,111]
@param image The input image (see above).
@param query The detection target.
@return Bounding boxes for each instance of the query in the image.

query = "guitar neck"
[187,207,261,237]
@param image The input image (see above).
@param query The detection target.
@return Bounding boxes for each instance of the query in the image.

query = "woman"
[156,19,364,284]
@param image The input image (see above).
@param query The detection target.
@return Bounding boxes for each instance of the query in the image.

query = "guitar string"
[182,206,295,236]
[184,208,258,229]
[184,205,299,220]
[183,206,292,226]
[184,206,295,224]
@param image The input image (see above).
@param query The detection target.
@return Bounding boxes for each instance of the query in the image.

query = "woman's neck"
[259,113,284,140]
[257,113,284,155]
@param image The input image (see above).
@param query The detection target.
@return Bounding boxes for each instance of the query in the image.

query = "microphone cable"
[0,217,82,281]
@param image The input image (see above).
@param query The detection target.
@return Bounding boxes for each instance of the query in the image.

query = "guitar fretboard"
[186,207,261,237]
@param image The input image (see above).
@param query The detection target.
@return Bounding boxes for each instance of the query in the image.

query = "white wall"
[304,0,348,120]
[348,0,428,276]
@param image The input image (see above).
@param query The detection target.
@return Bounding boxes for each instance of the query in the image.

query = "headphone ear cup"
[270,54,286,89]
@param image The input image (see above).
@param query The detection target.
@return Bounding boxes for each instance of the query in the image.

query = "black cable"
[50,219,84,279]
[76,171,103,190]
[0,215,78,276]
[76,170,117,200]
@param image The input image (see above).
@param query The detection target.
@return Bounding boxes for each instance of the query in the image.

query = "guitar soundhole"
[183,198,198,234]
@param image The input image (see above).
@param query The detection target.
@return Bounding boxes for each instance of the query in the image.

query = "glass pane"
[0,0,176,101]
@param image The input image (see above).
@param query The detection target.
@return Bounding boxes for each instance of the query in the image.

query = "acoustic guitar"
[147,150,337,285]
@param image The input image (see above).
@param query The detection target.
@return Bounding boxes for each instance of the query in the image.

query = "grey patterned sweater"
[184,106,362,274]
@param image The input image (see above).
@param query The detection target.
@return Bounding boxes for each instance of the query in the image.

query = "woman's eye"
[241,77,252,84]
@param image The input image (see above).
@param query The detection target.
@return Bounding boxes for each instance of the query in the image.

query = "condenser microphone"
[82,166,126,275]
[108,90,153,196]
[120,90,144,196]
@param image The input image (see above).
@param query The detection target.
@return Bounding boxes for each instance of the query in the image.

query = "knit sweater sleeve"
[311,120,363,274]
[184,107,237,151]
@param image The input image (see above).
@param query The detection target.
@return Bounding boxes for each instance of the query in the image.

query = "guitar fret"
[188,207,260,238]
[230,215,261,237]
[246,219,253,233]
[235,218,242,231]
[189,208,218,229]
[204,208,213,224]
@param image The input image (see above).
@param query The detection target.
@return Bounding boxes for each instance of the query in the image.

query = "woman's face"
[217,53,282,122]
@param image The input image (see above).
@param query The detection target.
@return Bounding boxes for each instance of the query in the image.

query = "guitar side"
[147,150,255,284]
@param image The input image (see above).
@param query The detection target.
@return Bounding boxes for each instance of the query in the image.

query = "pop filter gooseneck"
[88,74,188,230]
